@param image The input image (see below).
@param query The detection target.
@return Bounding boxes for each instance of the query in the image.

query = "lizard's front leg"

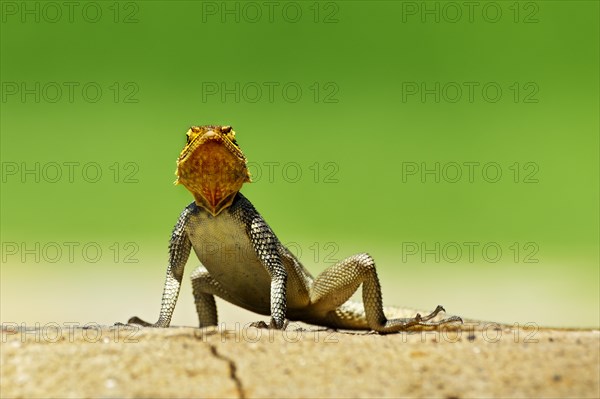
[309,253,462,333]
[127,206,194,328]
[249,217,287,329]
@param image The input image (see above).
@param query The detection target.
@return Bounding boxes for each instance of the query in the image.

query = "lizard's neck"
[192,190,240,217]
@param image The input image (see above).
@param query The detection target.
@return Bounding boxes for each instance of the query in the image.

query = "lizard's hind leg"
[308,253,461,333]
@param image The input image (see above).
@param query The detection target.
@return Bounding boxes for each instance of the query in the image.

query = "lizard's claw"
[126,316,156,327]
[249,319,289,330]
[443,315,464,324]
[249,320,269,329]
[416,306,464,328]
[113,317,151,328]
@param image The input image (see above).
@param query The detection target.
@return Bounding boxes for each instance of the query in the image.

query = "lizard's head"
[175,125,251,216]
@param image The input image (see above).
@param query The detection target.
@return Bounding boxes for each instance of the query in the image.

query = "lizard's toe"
[127,316,154,327]
[249,320,269,329]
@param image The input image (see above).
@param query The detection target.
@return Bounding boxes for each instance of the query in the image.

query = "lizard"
[127,125,463,333]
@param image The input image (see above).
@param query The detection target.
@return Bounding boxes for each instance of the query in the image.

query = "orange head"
[175,125,251,216]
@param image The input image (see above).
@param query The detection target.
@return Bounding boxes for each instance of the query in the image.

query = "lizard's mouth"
[175,130,250,216]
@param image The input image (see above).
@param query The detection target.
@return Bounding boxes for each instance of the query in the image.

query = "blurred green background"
[1,1,598,328]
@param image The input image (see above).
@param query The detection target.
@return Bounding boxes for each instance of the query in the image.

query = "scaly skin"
[127,125,462,333]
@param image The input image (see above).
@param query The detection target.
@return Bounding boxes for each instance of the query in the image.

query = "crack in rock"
[208,344,245,399]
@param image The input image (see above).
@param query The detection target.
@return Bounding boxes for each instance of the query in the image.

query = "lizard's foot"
[425,315,464,326]
[249,319,289,330]
[371,305,463,333]
[419,305,446,322]
[126,316,157,327]
[415,305,463,326]
[409,305,463,328]
[414,315,464,327]
[249,320,269,329]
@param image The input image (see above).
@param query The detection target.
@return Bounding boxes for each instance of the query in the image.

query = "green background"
[1,1,598,328]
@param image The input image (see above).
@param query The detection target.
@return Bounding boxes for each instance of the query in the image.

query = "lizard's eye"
[186,132,191,144]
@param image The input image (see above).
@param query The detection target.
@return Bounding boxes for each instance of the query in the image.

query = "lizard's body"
[128,125,461,333]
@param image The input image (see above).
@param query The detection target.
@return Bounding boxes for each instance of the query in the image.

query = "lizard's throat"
[180,167,247,216]
[176,140,250,216]
[192,190,238,217]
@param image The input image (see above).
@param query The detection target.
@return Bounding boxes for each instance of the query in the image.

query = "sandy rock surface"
[1,322,599,398]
